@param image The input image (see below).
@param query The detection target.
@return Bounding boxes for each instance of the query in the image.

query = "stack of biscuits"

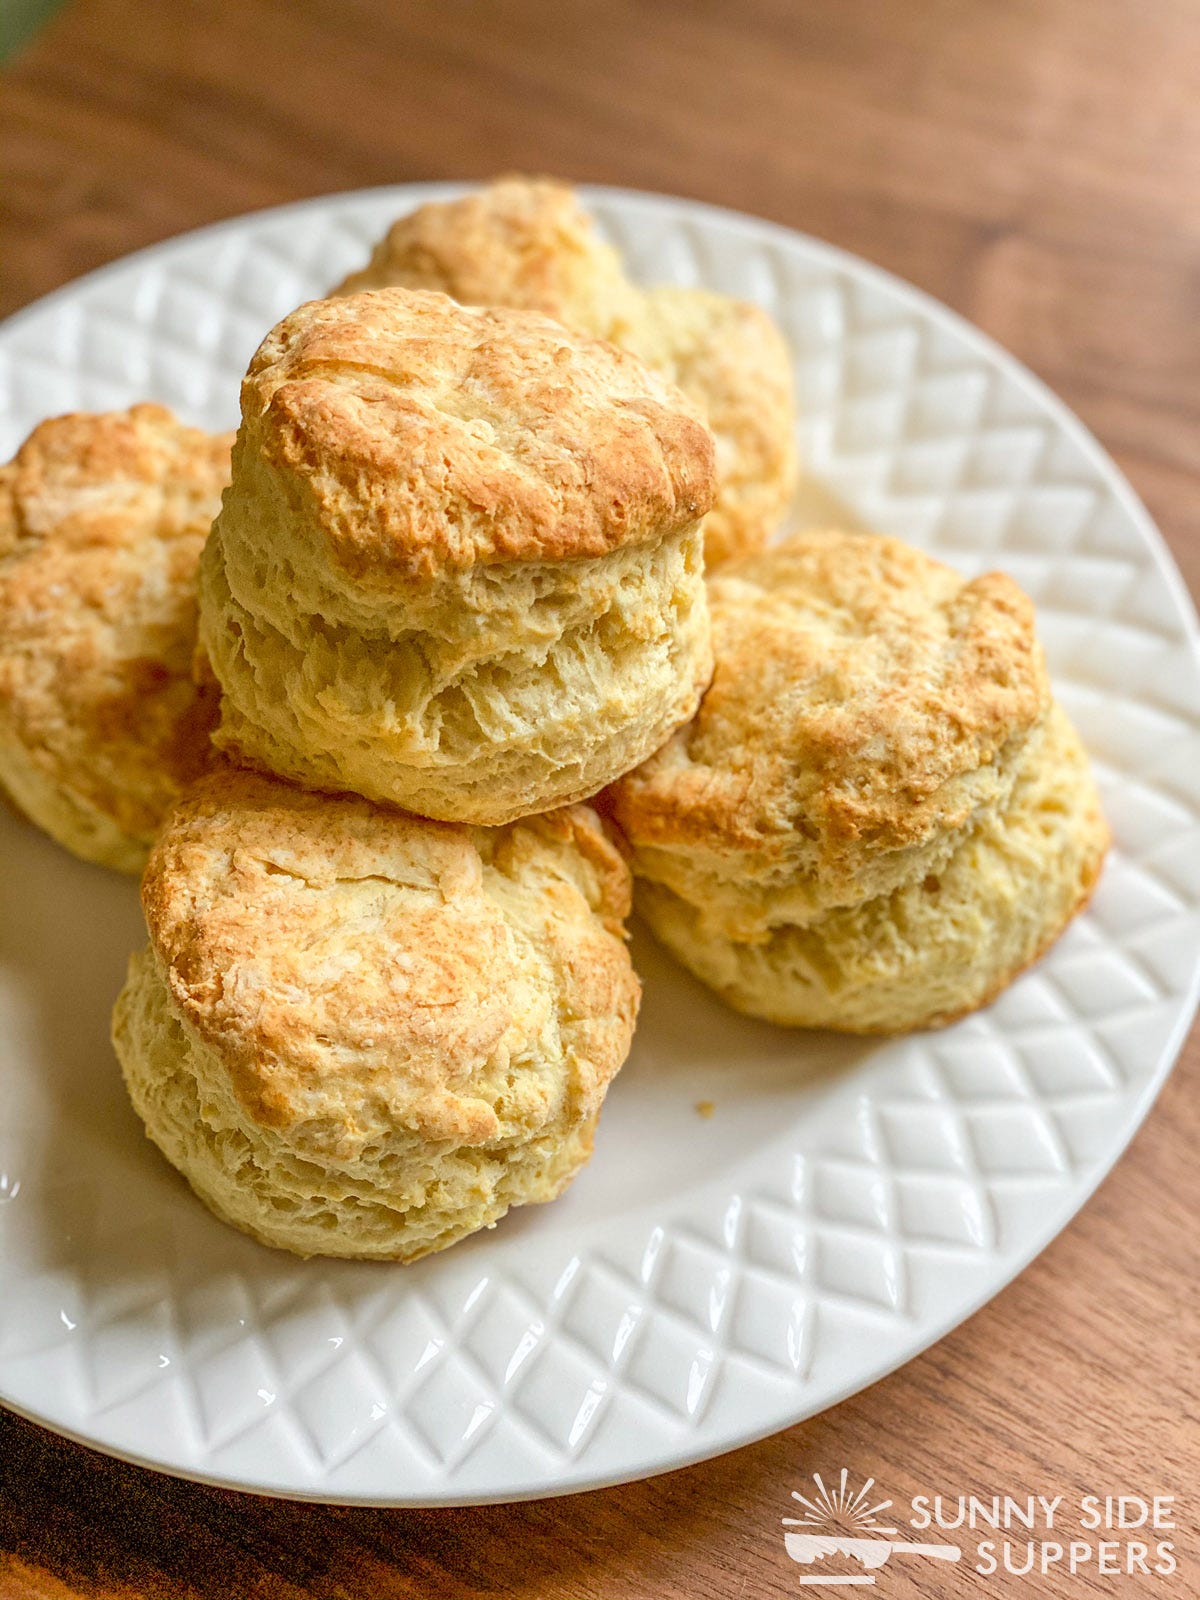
[0,178,1107,1263]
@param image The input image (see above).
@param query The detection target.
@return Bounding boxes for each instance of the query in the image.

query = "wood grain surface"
[1,2,1197,1595]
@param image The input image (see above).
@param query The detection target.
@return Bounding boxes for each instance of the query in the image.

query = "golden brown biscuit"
[604,530,1107,1033]
[112,768,640,1261]
[199,287,715,824]
[0,406,230,872]
[337,177,797,566]
[340,175,643,339]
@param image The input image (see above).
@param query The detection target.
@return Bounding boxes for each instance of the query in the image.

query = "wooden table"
[2,2,1197,1595]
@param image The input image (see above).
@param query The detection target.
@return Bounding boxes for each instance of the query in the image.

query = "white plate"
[1,186,1198,1506]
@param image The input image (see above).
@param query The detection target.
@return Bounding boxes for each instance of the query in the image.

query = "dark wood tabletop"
[2,1,1198,1595]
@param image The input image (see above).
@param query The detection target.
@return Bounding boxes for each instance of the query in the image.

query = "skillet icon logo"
[783,1471,961,1586]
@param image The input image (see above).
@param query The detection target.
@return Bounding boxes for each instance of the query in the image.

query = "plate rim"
[1,182,1198,1505]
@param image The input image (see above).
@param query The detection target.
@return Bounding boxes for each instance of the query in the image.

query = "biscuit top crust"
[606,530,1049,864]
[141,769,638,1142]
[234,287,716,579]
[0,405,230,836]
[337,176,634,335]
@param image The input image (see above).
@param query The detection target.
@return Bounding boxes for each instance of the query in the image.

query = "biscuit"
[337,177,797,566]
[0,406,230,872]
[199,287,716,824]
[112,768,640,1261]
[636,706,1108,1032]
[604,530,1107,1032]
